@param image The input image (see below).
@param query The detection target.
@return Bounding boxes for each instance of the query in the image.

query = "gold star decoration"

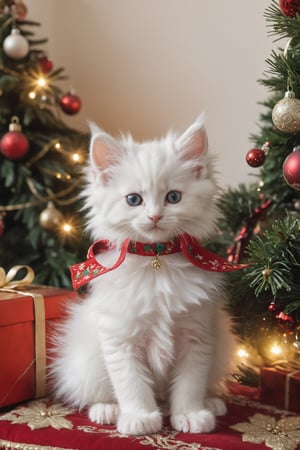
[0,400,74,430]
[231,413,300,450]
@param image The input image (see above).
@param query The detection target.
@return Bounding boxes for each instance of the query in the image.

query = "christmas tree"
[0,1,89,287]
[215,0,300,381]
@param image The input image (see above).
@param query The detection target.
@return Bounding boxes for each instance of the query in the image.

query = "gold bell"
[151,255,162,270]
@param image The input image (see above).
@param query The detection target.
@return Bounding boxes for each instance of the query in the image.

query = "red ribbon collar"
[70,233,248,290]
[70,234,248,290]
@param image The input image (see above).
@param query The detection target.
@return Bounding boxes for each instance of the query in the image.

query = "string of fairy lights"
[0,18,86,239]
[236,337,298,366]
[0,127,85,237]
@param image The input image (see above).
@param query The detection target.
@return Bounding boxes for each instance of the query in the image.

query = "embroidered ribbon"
[70,233,248,290]
[0,266,46,401]
[179,233,248,272]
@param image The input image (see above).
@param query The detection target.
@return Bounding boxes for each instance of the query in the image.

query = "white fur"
[51,117,235,435]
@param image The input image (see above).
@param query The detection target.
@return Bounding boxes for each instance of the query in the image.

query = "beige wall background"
[26,0,274,187]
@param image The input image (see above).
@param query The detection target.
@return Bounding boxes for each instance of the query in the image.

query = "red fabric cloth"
[0,396,299,449]
[0,287,78,408]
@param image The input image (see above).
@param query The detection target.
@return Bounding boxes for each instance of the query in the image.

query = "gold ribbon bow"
[0,266,46,403]
[0,265,34,289]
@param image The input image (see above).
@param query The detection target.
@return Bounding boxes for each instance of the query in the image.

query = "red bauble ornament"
[279,0,300,16]
[0,116,29,160]
[60,91,81,115]
[12,1,28,20]
[39,55,53,74]
[282,147,300,190]
[246,148,266,167]
[268,302,277,313]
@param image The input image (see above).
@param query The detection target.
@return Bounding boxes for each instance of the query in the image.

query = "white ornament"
[3,28,29,60]
[272,89,300,133]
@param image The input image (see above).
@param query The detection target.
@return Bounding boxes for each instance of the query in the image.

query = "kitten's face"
[85,118,219,243]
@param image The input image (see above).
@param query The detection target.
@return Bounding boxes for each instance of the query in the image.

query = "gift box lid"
[0,287,78,327]
[260,366,300,394]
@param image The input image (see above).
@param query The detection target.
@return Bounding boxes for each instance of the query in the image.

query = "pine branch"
[246,217,300,298]
[264,0,300,41]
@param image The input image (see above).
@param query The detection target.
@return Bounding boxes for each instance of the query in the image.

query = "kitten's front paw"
[117,410,162,435]
[204,397,227,416]
[171,410,215,433]
[88,403,118,424]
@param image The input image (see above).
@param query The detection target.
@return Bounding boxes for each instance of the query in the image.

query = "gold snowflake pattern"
[0,400,74,430]
[138,430,220,450]
[231,413,300,450]
[77,425,221,450]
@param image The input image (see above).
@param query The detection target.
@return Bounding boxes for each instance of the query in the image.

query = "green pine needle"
[246,217,300,297]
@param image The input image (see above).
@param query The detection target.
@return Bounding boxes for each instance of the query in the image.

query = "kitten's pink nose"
[148,215,162,224]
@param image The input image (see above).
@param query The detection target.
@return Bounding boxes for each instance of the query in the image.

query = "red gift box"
[0,286,78,408]
[260,366,300,413]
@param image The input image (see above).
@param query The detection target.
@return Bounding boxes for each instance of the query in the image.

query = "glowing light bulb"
[37,77,47,87]
[55,142,61,150]
[270,344,282,355]
[28,91,36,99]
[257,180,264,192]
[72,152,80,162]
[56,173,62,179]
[62,223,72,233]
[237,348,249,358]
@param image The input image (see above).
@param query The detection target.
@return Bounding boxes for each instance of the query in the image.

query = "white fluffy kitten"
[52,116,235,435]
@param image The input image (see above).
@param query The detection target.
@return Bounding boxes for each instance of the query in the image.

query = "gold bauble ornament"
[272,89,300,133]
[39,201,64,231]
[262,268,273,278]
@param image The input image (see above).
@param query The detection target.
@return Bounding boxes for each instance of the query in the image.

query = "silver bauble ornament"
[3,28,29,60]
[272,89,300,133]
[39,202,64,231]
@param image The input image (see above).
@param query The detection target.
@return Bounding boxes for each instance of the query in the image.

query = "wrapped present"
[0,266,78,408]
[260,365,300,413]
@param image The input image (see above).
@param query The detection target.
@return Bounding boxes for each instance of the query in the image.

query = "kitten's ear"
[88,122,124,180]
[176,115,208,164]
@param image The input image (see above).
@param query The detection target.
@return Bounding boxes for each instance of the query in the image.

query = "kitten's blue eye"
[166,190,182,204]
[126,193,143,206]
